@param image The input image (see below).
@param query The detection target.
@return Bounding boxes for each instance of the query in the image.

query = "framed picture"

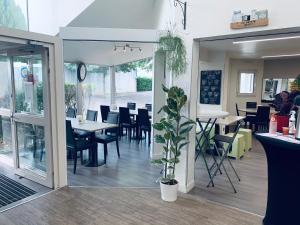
[199,70,222,105]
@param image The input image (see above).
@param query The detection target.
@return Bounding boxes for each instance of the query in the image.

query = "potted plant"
[158,33,187,76]
[153,85,195,202]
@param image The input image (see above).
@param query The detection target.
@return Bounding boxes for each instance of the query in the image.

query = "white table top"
[66,117,118,132]
[197,110,229,120]
[216,115,245,126]
[257,133,300,145]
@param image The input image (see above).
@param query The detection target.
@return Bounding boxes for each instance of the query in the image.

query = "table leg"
[84,132,105,167]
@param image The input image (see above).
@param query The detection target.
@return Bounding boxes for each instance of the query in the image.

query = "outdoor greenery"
[115,57,153,73]
[64,83,77,108]
[158,33,187,76]
[136,77,152,92]
[64,63,109,74]
[152,85,195,185]
[0,0,27,30]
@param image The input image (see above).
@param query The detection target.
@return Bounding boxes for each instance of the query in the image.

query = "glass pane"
[0,0,28,31]
[64,63,78,111]
[115,58,153,109]
[0,116,13,166]
[13,54,44,115]
[82,65,110,115]
[0,56,12,110]
[240,72,255,94]
[16,122,46,176]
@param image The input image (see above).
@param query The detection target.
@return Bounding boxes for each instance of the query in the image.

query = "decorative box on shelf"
[231,18,269,29]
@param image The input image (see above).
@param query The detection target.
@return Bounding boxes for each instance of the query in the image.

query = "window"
[238,71,255,95]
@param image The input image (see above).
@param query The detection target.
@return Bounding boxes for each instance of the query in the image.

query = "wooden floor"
[192,136,268,216]
[68,137,160,187]
[0,187,262,225]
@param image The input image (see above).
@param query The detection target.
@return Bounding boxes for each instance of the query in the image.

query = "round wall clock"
[77,63,87,82]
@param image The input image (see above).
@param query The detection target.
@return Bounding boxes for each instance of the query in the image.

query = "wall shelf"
[231,18,269,29]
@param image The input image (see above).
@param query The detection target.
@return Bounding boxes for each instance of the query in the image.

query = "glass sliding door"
[11,48,53,187]
[0,56,13,166]
[0,41,53,188]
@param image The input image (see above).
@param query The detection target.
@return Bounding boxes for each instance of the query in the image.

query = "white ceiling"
[200,33,300,59]
[68,0,160,29]
[63,41,156,66]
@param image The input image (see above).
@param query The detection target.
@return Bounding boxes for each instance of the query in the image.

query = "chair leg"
[80,151,83,164]
[73,151,78,174]
[104,144,108,164]
[129,128,132,142]
[116,140,120,158]
[148,131,151,147]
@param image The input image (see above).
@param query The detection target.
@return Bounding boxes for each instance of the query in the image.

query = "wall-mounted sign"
[199,70,222,105]
[21,66,28,78]
[231,9,269,29]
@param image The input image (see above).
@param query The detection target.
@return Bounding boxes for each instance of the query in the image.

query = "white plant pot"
[160,181,178,202]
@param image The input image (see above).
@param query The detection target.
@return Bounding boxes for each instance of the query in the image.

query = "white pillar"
[151,51,166,159]
[109,65,116,109]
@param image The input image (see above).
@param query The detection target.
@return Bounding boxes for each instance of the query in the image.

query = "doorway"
[0,41,53,188]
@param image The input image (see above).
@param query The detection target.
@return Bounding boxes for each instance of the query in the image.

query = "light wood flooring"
[0,187,262,225]
[192,136,267,216]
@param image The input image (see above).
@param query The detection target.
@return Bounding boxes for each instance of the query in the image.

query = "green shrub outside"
[136,77,152,92]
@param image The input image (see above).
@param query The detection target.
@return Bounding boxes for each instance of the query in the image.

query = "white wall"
[28,0,94,35]
[264,58,300,78]
[227,59,264,115]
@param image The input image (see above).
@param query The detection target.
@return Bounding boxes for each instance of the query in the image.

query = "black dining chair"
[145,104,152,112]
[137,108,151,146]
[119,107,136,142]
[246,102,257,116]
[100,105,110,122]
[74,110,98,139]
[66,120,95,174]
[66,107,76,118]
[247,106,270,132]
[86,110,98,121]
[95,112,120,164]
[127,102,136,110]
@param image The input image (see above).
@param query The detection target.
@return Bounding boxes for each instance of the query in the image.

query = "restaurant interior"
[191,32,300,216]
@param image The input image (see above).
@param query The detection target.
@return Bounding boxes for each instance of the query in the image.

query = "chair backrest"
[66,107,76,118]
[145,104,152,112]
[235,103,240,116]
[100,105,110,122]
[246,102,257,109]
[138,108,151,127]
[127,102,136,110]
[66,120,75,148]
[256,106,270,121]
[105,112,119,136]
[119,107,131,124]
[86,110,98,121]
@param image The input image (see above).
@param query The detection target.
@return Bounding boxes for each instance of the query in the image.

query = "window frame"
[237,70,257,96]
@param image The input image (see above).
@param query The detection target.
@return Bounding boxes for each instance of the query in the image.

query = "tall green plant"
[158,33,187,76]
[153,85,195,184]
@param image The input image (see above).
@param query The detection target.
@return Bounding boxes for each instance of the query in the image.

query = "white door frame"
[0,27,67,189]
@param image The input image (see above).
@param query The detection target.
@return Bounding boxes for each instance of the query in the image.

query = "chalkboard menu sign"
[199,70,222,105]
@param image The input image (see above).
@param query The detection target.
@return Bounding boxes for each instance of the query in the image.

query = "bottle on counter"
[289,111,296,135]
[269,114,277,134]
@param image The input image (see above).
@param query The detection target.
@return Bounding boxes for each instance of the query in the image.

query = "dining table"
[66,117,118,167]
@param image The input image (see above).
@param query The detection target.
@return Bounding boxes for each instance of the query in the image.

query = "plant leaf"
[154,135,165,144]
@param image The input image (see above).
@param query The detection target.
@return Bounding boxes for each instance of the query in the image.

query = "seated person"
[278,91,293,115]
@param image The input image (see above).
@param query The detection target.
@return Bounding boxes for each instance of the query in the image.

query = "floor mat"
[0,174,36,208]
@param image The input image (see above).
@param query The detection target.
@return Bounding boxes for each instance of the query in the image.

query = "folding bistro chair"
[195,118,221,187]
[208,120,242,193]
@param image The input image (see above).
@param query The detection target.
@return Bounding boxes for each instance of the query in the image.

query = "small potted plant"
[153,85,195,202]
